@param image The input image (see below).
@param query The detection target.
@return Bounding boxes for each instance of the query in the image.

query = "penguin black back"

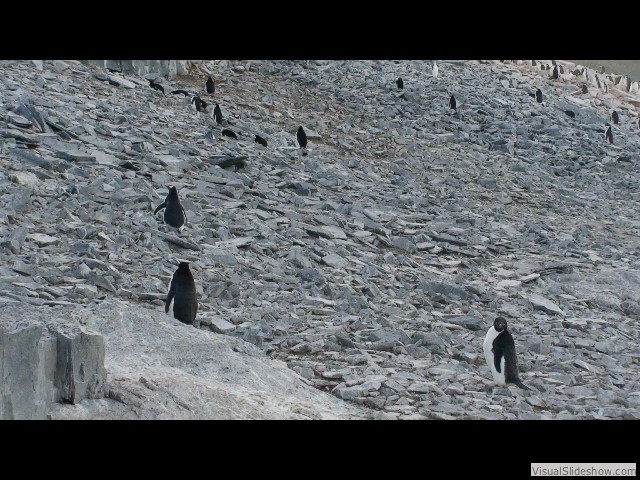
[535,88,542,103]
[191,95,204,112]
[255,134,268,147]
[154,185,187,230]
[564,110,576,118]
[605,124,613,144]
[396,77,404,90]
[165,261,198,325]
[297,125,308,148]
[206,76,215,95]
[171,89,191,96]
[611,110,619,125]
[148,79,165,95]
[581,84,588,94]
[551,65,559,80]
[213,103,222,124]
[448,95,457,110]
[222,129,238,139]
[491,317,529,390]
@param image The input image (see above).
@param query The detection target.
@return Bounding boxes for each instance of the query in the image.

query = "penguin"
[154,185,187,231]
[255,134,268,147]
[190,95,205,113]
[581,84,588,94]
[551,65,559,80]
[432,61,439,78]
[165,260,198,325]
[535,88,542,103]
[483,317,530,390]
[448,95,457,110]
[611,110,619,125]
[205,75,215,95]
[148,79,165,95]
[297,125,308,156]
[564,110,576,118]
[221,128,238,139]
[170,89,192,96]
[213,103,222,124]
[605,124,613,144]
[396,77,404,90]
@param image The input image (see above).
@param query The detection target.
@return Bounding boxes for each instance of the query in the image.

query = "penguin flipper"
[154,201,167,215]
[493,344,504,373]
[165,287,175,314]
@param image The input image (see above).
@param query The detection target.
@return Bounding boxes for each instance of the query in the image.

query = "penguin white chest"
[483,327,506,386]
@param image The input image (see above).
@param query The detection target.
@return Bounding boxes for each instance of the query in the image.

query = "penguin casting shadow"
[166,262,198,325]
[154,185,187,231]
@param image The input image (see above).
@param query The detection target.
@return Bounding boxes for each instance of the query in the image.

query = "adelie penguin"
[154,185,187,231]
[396,77,404,90]
[171,89,192,97]
[221,128,238,139]
[535,88,542,103]
[483,317,530,391]
[448,95,457,110]
[205,76,215,95]
[255,134,268,147]
[148,79,165,95]
[213,103,222,124]
[605,124,613,144]
[611,110,619,125]
[165,260,198,325]
[297,125,308,156]
[551,65,559,80]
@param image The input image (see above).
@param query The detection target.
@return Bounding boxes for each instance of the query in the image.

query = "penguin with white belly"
[483,317,530,390]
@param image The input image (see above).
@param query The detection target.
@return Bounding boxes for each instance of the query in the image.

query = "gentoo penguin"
[396,77,404,90]
[551,65,559,80]
[165,260,198,325]
[448,95,457,110]
[205,75,215,95]
[154,185,187,231]
[148,79,165,95]
[611,110,619,125]
[255,134,268,147]
[605,124,613,144]
[432,61,439,78]
[564,110,576,119]
[535,88,542,103]
[483,317,530,390]
[297,125,308,156]
[221,128,238,139]
[213,103,222,124]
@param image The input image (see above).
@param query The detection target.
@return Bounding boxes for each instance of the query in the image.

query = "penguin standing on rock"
[205,76,215,95]
[165,260,198,325]
[396,77,404,89]
[297,125,308,156]
[551,65,559,80]
[611,110,619,125]
[448,95,457,110]
[154,185,187,231]
[535,88,542,103]
[483,317,530,390]
[213,103,222,124]
[605,124,613,144]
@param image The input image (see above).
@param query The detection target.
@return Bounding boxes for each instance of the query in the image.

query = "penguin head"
[494,317,508,332]
[167,185,178,196]
[177,259,191,271]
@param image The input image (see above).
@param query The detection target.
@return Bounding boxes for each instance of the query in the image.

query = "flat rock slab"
[27,233,60,247]
[528,294,565,316]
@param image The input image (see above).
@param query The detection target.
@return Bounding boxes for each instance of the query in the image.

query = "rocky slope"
[1,59,639,420]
